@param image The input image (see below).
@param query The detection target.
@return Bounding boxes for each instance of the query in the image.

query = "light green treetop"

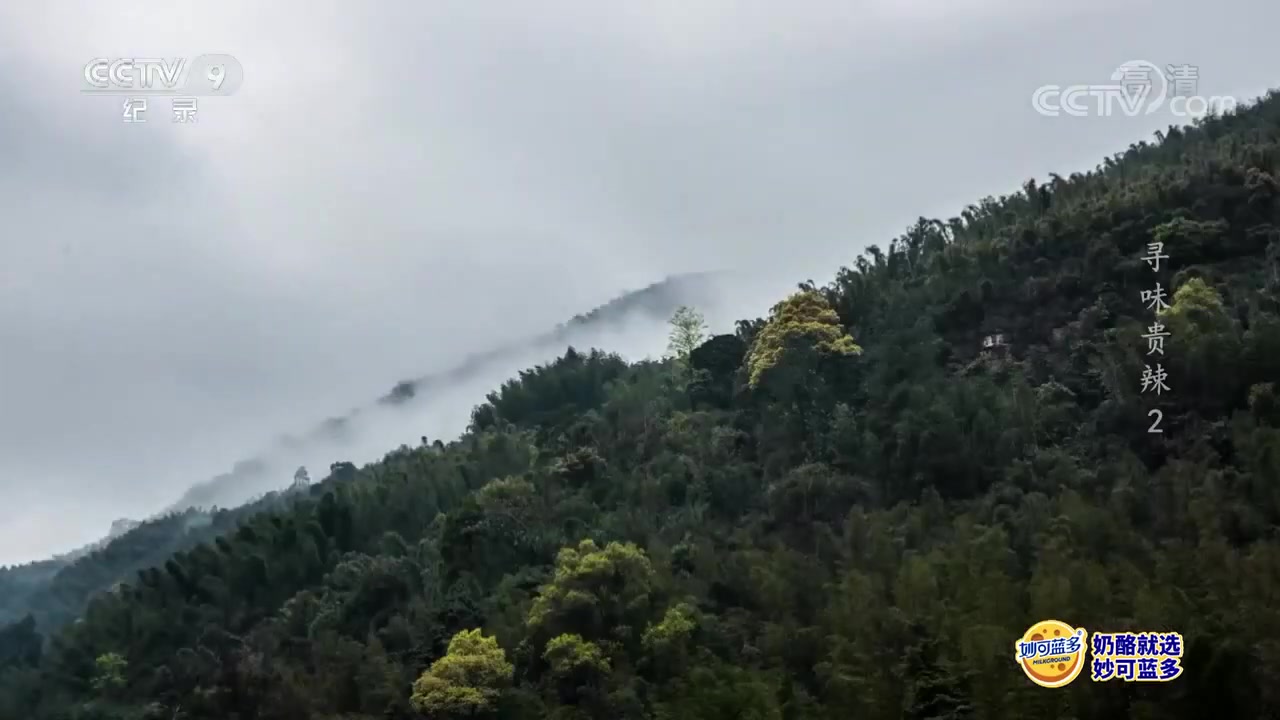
[526,539,656,641]
[746,290,861,390]
[667,306,708,360]
[410,629,513,719]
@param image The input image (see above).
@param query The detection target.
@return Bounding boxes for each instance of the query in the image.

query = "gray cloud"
[1,0,1278,565]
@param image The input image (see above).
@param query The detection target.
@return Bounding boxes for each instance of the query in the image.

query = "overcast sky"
[1,0,1277,566]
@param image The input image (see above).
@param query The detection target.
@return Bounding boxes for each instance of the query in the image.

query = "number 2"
[1148,409,1163,434]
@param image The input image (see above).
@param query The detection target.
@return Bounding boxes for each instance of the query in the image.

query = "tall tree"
[410,629,513,719]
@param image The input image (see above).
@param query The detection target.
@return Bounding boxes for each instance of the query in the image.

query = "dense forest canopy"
[0,494,302,633]
[3,92,1280,719]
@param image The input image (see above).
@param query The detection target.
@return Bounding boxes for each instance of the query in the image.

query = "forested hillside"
[0,492,303,633]
[0,273,720,634]
[3,93,1280,719]
[169,271,722,514]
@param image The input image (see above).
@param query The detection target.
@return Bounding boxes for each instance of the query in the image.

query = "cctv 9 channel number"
[82,54,244,97]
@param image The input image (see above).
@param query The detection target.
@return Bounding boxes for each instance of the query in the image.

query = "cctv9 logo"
[82,54,244,96]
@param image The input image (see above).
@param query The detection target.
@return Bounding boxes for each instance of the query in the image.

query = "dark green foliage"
[0,615,41,670]
[688,333,748,410]
[0,494,299,632]
[470,348,629,438]
[5,92,1280,719]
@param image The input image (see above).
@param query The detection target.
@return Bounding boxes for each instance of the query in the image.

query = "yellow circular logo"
[1015,619,1088,688]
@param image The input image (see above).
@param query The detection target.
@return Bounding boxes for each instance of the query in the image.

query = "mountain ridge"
[0,271,723,631]
[163,271,724,514]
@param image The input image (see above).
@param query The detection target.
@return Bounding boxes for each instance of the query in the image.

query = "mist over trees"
[3,93,1280,718]
[0,274,728,633]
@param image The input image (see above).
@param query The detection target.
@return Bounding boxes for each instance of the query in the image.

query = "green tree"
[0,615,42,670]
[543,633,610,684]
[688,333,747,408]
[668,305,709,395]
[746,289,862,456]
[652,661,783,720]
[667,305,708,360]
[91,652,129,698]
[526,540,656,648]
[1158,277,1241,410]
[410,629,513,719]
[641,602,698,674]
[745,289,861,392]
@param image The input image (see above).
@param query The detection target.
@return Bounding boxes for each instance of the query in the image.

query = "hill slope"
[4,95,1280,719]
[0,272,722,633]
[165,270,725,514]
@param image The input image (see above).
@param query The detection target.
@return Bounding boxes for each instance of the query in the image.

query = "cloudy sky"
[0,0,1277,565]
